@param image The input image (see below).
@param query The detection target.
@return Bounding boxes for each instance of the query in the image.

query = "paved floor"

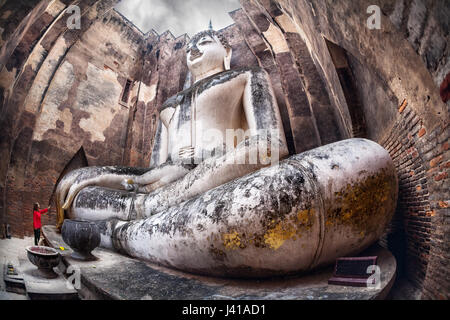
[387,276,422,300]
[0,236,423,300]
[0,236,34,300]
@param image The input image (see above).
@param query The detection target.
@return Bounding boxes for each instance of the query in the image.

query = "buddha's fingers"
[57,169,84,210]
[62,179,96,210]
[56,168,92,228]
[135,164,190,193]
[55,180,70,229]
[135,163,189,185]
[62,174,133,210]
[133,169,161,185]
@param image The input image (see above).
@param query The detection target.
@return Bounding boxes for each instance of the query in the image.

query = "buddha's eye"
[199,40,212,45]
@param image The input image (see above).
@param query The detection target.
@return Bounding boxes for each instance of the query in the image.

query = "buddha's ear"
[224,47,232,70]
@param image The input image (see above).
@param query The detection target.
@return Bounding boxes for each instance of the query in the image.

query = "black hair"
[187,29,231,52]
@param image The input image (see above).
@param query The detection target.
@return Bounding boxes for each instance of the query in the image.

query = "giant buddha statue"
[55,29,398,278]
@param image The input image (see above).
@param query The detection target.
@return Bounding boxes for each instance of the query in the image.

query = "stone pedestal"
[42,225,396,300]
[3,262,25,294]
[19,257,78,300]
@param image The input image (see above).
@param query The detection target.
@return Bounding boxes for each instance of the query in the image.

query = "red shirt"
[33,208,48,229]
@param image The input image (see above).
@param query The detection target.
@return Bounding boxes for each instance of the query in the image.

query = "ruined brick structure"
[0,0,448,299]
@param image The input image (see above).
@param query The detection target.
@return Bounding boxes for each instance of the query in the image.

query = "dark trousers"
[34,228,40,245]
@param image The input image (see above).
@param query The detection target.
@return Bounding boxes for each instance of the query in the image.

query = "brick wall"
[260,0,449,299]
[379,103,433,289]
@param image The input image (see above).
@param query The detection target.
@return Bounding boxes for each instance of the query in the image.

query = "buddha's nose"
[189,46,202,61]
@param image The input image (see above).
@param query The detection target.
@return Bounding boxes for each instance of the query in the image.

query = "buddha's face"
[186,34,227,76]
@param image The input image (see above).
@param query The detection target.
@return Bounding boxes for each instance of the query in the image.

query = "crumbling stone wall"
[0,0,133,238]
[257,0,448,299]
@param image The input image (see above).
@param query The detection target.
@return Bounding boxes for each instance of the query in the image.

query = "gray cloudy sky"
[115,0,241,37]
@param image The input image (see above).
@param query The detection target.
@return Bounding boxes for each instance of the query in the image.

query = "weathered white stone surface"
[54,29,398,279]
[56,29,289,231]
[71,138,397,278]
[43,224,397,300]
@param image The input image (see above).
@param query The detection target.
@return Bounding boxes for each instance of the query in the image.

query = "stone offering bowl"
[62,219,100,261]
[26,246,61,279]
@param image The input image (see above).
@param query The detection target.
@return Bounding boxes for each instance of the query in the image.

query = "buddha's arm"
[242,67,288,154]
[149,116,169,168]
[123,106,191,192]
[206,67,289,170]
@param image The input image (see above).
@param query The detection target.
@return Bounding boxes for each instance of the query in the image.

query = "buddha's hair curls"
[187,30,231,51]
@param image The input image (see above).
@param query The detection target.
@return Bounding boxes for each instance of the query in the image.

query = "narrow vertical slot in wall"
[324,39,367,138]
[121,79,133,105]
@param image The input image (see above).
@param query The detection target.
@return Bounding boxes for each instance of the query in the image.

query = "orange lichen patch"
[223,231,241,250]
[263,221,297,250]
[263,208,315,250]
[398,99,407,113]
[296,209,311,224]
[325,169,396,235]
[221,209,315,251]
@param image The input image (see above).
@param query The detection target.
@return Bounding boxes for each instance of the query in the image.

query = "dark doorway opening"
[325,39,367,138]
[121,79,133,105]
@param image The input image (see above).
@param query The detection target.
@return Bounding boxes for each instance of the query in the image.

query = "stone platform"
[19,257,78,300]
[42,226,396,300]
[3,261,25,295]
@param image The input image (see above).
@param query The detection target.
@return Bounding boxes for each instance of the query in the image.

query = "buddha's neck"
[193,66,224,83]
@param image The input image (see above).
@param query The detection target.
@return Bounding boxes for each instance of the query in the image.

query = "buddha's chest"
[167,74,248,157]
[168,75,247,132]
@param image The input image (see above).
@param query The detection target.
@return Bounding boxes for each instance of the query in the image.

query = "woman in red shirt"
[33,203,50,245]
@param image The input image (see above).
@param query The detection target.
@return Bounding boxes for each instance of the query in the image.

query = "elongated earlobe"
[224,47,232,70]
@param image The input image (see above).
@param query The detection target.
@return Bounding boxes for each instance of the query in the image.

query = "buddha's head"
[186,30,232,81]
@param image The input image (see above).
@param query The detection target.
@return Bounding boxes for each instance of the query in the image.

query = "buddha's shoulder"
[158,67,267,113]
[158,93,183,112]
[215,66,267,78]
[199,67,266,89]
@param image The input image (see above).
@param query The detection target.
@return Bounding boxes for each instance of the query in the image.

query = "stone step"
[3,261,26,295]
[19,257,79,300]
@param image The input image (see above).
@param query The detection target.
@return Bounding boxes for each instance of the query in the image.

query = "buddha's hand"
[56,166,140,211]
[132,163,191,193]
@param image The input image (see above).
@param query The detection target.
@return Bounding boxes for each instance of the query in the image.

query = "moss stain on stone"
[223,231,241,250]
[262,208,315,250]
[325,168,396,235]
